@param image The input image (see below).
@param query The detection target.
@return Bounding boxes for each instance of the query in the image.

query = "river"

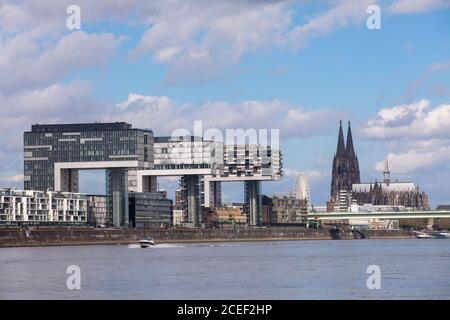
[0,239,449,299]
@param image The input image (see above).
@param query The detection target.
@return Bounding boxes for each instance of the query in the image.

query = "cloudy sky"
[0,0,449,207]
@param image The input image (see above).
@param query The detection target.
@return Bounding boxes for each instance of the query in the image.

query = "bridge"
[307,211,450,221]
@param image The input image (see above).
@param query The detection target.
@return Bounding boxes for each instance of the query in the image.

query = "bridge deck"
[307,211,450,220]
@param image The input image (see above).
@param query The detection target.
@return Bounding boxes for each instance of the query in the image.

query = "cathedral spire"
[336,120,346,156]
[383,158,390,185]
[331,120,360,200]
[346,121,355,157]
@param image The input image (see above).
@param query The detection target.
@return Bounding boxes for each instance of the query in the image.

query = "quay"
[0,226,415,248]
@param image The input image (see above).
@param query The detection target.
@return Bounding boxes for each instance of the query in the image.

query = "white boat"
[139,237,155,248]
[414,231,432,239]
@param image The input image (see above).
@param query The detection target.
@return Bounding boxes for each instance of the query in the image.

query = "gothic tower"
[383,158,390,185]
[330,121,360,200]
[346,121,360,189]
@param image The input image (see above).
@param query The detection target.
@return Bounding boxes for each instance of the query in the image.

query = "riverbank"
[0,226,415,248]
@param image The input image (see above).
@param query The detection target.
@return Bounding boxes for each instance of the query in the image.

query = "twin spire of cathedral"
[330,121,361,200]
[336,120,357,159]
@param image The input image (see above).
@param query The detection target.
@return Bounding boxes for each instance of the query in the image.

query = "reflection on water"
[0,239,449,299]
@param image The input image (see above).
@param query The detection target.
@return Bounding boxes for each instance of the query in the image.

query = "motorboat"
[139,237,155,248]
[413,231,432,239]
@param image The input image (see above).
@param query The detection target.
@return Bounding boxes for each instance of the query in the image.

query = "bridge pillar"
[186,175,200,225]
[245,180,261,226]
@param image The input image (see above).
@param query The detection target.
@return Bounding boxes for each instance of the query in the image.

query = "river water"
[0,239,449,299]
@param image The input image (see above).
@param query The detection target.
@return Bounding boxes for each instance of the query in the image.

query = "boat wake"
[153,243,185,248]
[127,244,141,249]
[127,243,185,249]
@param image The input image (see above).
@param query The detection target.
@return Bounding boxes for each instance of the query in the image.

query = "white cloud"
[153,46,184,63]
[128,0,294,83]
[0,85,340,185]
[388,0,450,14]
[0,80,107,171]
[109,93,340,138]
[363,99,450,140]
[0,31,118,94]
[371,138,450,207]
[2,0,448,88]
[0,81,104,130]
[375,141,450,174]
[365,99,450,176]
[286,0,375,51]
[124,0,385,84]
[0,80,108,187]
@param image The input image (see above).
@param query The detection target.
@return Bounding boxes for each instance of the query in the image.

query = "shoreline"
[0,228,415,248]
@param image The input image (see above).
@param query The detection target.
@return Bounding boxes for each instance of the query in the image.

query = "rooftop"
[353,182,418,193]
[30,122,134,132]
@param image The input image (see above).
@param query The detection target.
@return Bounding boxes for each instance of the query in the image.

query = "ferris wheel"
[293,172,311,207]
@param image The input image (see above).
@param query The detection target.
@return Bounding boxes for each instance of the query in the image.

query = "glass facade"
[223,144,282,179]
[23,123,153,227]
[153,136,223,171]
[24,122,153,191]
[129,192,173,228]
[22,124,283,227]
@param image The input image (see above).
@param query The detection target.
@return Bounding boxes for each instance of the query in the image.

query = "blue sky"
[1,0,449,207]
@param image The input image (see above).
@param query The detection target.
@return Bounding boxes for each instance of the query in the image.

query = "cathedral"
[330,121,360,201]
[352,159,429,210]
[330,121,429,210]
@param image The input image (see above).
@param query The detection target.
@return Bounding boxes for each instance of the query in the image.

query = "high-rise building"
[23,123,283,227]
[24,122,154,227]
[24,122,153,191]
[330,121,360,201]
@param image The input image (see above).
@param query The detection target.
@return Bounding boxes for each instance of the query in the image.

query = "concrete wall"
[0,227,414,247]
[400,218,450,230]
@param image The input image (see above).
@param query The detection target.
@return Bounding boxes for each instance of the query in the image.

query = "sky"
[0,0,449,207]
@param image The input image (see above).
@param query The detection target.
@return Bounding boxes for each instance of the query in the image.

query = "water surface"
[0,239,449,299]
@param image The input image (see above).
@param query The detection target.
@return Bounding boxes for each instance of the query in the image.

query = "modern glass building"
[129,192,173,228]
[23,122,154,226]
[23,123,283,227]
[153,135,223,171]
